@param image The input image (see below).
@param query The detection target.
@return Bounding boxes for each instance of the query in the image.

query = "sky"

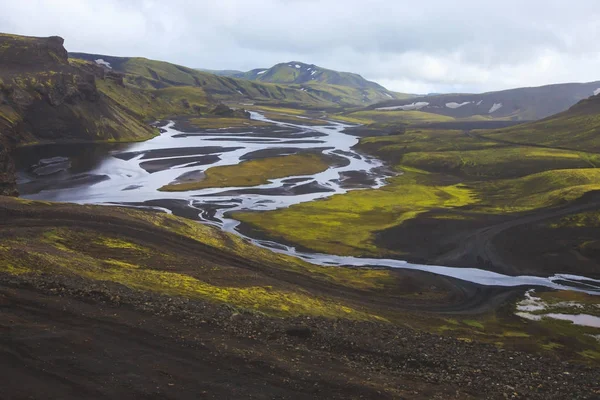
[1,0,599,94]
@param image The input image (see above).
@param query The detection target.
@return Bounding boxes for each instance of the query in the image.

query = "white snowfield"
[489,103,503,113]
[376,102,429,111]
[445,101,471,109]
[476,100,483,106]
[594,88,600,96]
[311,70,317,76]
[257,70,266,75]
[384,93,393,99]
[294,64,301,69]
[94,59,112,69]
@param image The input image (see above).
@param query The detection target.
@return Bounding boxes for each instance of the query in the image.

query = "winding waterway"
[16,112,600,294]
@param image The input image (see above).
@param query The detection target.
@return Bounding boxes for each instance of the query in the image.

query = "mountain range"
[70,53,406,106]
[203,61,390,91]
[368,82,600,121]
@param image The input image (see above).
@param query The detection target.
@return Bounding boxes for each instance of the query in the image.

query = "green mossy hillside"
[235,170,476,256]
[69,53,400,108]
[480,94,600,152]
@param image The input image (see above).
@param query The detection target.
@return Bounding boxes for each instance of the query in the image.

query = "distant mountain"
[368,82,600,121]
[479,93,600,152]
[233,61,386,90]
[205,61,410,103]
[197,68,244,77]
[70,53,407,105]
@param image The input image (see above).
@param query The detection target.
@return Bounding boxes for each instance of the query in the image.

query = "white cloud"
[1,0,599,93]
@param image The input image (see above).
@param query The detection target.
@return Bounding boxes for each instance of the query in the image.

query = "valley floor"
[0,197,599,399]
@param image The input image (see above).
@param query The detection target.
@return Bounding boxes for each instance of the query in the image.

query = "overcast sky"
[1,0,599,94]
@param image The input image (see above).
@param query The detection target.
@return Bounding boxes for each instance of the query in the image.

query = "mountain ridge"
[69,53,407,105]
[367,81,600,121]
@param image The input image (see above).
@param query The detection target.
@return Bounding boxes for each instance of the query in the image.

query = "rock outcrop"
[0,34,158,195]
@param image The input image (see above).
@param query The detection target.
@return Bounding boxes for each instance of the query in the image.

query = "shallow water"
[516,290,600,327]
[16,113,600,294]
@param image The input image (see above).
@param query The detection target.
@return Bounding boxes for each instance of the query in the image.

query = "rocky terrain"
[0,34,162,195]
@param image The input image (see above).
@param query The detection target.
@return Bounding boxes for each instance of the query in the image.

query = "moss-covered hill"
[235,93,600,284]
[217,61,410,103]
[70,53,404,107]
[479,93,600,151]
[0,34,158,145]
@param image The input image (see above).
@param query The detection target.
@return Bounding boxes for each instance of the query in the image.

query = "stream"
[16,112,600,294]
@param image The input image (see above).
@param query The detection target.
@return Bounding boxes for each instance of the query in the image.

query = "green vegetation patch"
[477,169,600,212]
[160,153,331,192]
[480,96,600,152]
[402,147,600,179]
[185,117,269,129]
[337,110,456,125]
[235,170,476,256]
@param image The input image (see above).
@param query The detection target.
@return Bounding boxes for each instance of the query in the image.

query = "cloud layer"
[1,0,599,93]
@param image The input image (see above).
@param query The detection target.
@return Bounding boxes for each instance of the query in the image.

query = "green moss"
[94,237,145,251]
[477,168,600,212]
[160,154,332,192]
[402,147,600,179]
[338,110,455,125]
[480,96,600,152]
[186,117,269,129]
[235,170,476,256]
[541,342,564,351]
[579,350,600,360]
[463,320,485,329]
[503,331,531,338]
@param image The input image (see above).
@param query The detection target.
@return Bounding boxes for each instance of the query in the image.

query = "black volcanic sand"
[337,170,379,188]
[201,138,281,143]
[197,181,336,197]
[0,197,598,399]
[139,155,220,173]
[114,146,243,161]
[18,174,110,195]
[336,167,397,189]
[374,191,600,278]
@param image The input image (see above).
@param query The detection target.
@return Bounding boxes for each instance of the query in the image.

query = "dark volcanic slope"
[1,197,599,399]
[0,34,158,194]
[369,81,600,120]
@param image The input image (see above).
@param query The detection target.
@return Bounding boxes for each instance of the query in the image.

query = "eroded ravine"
[16,112,600,294]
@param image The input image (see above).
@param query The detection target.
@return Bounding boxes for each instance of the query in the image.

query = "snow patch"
[295,64,301,69]
[311,70,317,76]
[236,90,243,95]
[594,88,600,96]
[376,102,429,111]
[488,103,503,113]
[257,70,266,75]
[384,93,393,99]
[95,59,112,69]
[476,100,483,106]
[445,101,471,109]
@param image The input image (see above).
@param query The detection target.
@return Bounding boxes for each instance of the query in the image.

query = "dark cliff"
[0,33,158,195]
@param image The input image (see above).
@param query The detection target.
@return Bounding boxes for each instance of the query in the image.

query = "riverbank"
[1,196,599,399]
